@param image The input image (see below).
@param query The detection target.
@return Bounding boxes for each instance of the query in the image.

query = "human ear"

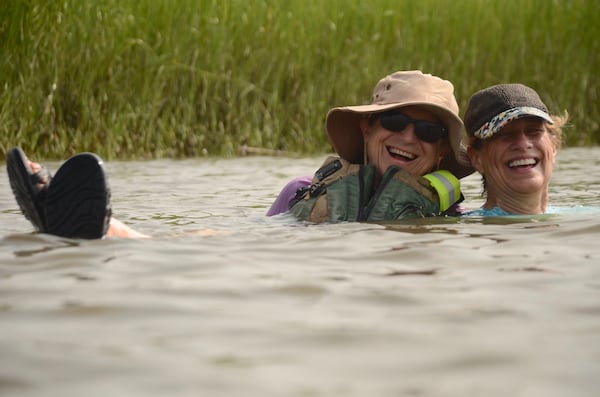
[467,146,485,174]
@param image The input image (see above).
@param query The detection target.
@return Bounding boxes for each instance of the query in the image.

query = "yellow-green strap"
[423,170,461,212]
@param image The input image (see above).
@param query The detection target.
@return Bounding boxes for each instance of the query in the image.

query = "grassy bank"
[1,0,598,160]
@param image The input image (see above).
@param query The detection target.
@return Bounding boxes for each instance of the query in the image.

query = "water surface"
[1,148,599,397]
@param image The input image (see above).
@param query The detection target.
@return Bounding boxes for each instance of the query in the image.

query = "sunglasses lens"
[379,113,446,143]
[414,124,445,143]
[380,113,410,132]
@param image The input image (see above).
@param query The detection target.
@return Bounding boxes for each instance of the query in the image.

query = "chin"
[511,181,548,194]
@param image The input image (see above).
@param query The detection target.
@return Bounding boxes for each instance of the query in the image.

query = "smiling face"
[468,117,557,212]
[360,106,446,177]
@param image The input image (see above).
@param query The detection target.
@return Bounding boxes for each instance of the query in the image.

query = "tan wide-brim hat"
[326,70,473,179]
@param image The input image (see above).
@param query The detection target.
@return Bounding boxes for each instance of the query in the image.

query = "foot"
[45,153,112,239]
[6,147,52,232]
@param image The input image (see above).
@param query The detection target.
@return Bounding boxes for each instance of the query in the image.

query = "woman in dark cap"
[463,83,568,215]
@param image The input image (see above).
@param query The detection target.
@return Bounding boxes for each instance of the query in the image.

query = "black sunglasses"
[377,112,448,143]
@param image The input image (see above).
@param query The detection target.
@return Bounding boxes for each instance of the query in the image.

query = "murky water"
[1,147,599,397]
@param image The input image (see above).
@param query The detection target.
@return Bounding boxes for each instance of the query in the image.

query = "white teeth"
[509,158,536,167]
[388,147,416,160]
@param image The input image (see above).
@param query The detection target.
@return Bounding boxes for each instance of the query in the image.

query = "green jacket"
[290,156,462,222]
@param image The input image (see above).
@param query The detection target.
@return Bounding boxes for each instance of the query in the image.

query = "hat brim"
[326,102,474,179]
[473,106,554,139]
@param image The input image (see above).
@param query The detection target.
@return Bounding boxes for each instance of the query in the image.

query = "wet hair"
[547,113,568,149]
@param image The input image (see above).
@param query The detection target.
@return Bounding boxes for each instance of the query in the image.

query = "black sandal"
[6,147,52,232]
[45,153,112,239]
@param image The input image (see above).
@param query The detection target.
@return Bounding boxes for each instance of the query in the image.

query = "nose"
[398,123,419,142]
[510,130,533,149]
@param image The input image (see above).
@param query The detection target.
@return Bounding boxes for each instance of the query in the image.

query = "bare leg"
[106,218,150,238]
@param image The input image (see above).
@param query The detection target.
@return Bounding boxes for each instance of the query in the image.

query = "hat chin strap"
[436,153,444,170]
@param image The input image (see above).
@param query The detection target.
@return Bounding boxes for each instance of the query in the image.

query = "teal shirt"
[462,207,513,217]
[462,206,600,217]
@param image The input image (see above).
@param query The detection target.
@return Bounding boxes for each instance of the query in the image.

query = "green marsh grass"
[1,0,598,160]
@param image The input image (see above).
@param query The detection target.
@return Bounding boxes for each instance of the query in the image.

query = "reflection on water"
[1,148,599,397]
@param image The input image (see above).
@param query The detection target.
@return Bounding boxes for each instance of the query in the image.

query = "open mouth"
[388,146,416,161]
[508,158,538,168]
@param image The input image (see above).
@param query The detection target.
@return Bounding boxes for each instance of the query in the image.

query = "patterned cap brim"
[473,107,554,139]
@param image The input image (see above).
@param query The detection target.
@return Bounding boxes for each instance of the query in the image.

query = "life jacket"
[290,156,462,223]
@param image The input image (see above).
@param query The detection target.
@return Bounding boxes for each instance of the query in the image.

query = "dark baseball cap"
[464,83,553,139]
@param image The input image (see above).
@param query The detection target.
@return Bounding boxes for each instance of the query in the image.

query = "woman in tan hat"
[267,70,474,222]
[462,83,567,215]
